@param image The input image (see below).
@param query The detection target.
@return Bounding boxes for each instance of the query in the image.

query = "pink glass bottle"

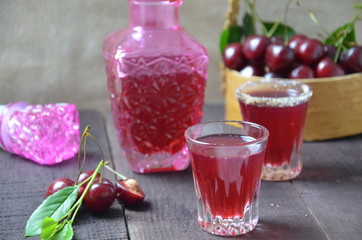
[0,102,80,165]
[103,0,208,173]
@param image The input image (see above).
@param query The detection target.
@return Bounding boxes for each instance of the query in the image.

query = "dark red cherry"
[316,58,345,78]
[270,36,284,45]
[265,44,295,73]
[76,170,101,197]
[289,65,315,79]
[242,35,270,62]
[323,44,337,60]
[240,65,265,77]
[223,43,247,71]
[115,179,145,206]
[339,46,362,73]
[264,72,283,79]
[77,170,100,184]
[45,177,74,198]
[288,34,307,50]
[84,178,116,214]
[296,38,324,65]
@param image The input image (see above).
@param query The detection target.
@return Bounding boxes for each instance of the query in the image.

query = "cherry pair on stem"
[45,126,145,213]
[25,126,145,240]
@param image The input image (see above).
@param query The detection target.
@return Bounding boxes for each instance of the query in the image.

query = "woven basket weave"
[222,0,362,141]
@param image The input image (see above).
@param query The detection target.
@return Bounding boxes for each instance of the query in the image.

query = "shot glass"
[185,121,269,236]
[236,79,313,181]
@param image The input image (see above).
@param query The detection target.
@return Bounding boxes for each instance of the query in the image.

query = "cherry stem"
[75,126,92,185]
[104,164,127,181]
[69,160,105,224]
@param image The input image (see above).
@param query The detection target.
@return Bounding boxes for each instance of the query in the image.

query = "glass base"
[199,215,257,236]
[123,145,190,173]
[261,163,302,181]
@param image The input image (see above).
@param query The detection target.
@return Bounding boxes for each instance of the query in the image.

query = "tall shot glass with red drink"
[236,79,313,181]
[185,121,269,236]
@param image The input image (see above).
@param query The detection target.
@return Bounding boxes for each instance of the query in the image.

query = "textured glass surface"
[0,102,80,165]
[104,0,208,173]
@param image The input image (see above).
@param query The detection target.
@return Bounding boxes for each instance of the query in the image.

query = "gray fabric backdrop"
[1,0,360,114]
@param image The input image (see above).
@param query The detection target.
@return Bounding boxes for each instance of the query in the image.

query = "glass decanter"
[103,0,208,173]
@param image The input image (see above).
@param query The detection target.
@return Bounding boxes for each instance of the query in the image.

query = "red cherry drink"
[190,134,264,219]
[185,121,268,236]
[237,80,312,181]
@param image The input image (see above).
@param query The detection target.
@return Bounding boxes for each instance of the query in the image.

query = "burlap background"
[1,0,360,114]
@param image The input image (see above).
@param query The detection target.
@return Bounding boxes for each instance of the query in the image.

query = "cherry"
[270,36,284,45]
[223,43,248,71]
[339,46,362,73]
[45,177,74,198]
[84,178,116,214]
[265,44,295,73]
[288,65,315,79]
[296,38,324,65]
[316,58,345,78]
[115,179,145,206]
[76,170,101,197]
[240,64,265,77]
[264,72,283,79]
[242,35,270,62]
[323,44,337,60]
[288,34,307,50]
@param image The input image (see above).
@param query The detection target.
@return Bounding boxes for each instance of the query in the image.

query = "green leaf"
[25,186,79,237]
[49,222,73,240]
[40,217,59,239]
[325,23,356,49]
[263,21,296,41]
[219,25,243,54]
[242,13,256,37]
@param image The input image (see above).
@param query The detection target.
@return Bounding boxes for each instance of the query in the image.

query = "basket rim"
[224,67,362,83]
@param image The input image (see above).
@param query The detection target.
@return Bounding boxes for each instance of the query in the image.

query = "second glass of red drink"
[236,79,313,181]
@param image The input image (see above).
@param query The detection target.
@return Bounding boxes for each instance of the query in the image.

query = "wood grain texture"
[1,106,361,240]
[0,110,128,240]
[294,134,362,240]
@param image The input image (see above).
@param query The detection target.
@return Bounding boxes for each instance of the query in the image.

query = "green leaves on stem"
[25,186,79,238]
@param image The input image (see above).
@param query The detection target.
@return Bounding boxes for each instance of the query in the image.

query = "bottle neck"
[129,0,181,29]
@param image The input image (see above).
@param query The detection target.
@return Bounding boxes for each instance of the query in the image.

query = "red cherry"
[270,36,284,45]
[316,58,345,78]
[84,178,116,214]
[242,35,270,62]
[289,65,315,79]
[339,46,362,73]
[115,179,145,206]
[223,43,248,71]
[296,38,324,65]
[240,65,265,77]
[76,170,101,197]
[288,34,307,50]
[265,44,295,73]
[264,72,283,79]
[45,177,74,198]
[77,170,100,184]
[323,44,337,60]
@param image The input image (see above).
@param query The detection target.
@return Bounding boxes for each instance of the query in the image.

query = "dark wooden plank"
[108,104,327,239]
[294,134,362,240]
[0,110,128,240]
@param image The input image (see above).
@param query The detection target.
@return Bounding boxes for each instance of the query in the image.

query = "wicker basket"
[222,0,362,141]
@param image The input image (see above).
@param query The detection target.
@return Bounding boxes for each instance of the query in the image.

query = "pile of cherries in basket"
[223,34,362,79]
[45,171,145,214]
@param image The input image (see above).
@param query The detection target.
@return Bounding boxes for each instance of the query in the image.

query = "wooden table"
[1,105,361,240]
